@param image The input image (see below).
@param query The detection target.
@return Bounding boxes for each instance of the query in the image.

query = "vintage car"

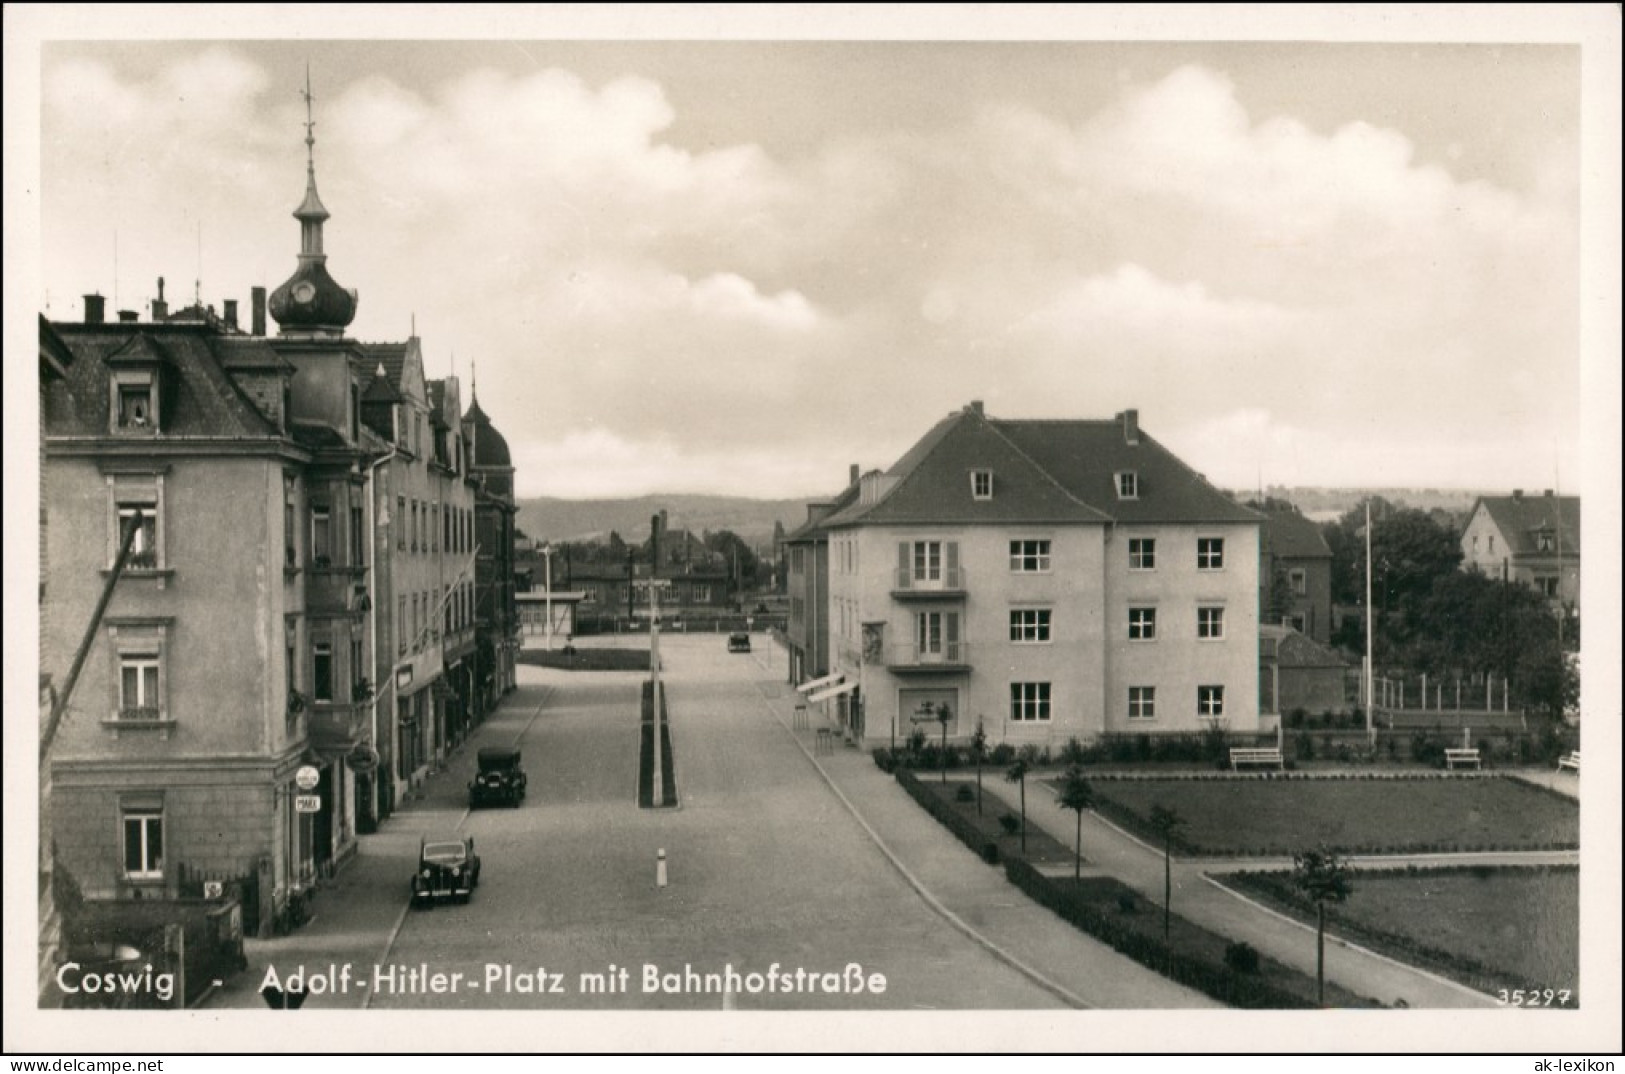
[469,746,527,808]
[411,835,480,906]
[727,632,752,653]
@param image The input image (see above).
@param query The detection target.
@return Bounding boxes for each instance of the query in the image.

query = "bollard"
[657,848,668,888]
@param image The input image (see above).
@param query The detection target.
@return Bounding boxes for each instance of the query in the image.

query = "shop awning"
[808,679,859,704]
[796,671,844,694]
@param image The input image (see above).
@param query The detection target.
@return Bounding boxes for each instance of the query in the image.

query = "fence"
[571,613,787,637]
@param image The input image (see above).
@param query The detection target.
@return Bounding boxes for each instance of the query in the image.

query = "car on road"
[412,835,480,906]
[727,632,752,653]
[469,746,527,808]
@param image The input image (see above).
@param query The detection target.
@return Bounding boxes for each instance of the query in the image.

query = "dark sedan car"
[727,632,752,653]
[469,746,527,808]
[411,835,480,906]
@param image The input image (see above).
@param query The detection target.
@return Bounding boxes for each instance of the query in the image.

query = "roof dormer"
[105,333,170,435]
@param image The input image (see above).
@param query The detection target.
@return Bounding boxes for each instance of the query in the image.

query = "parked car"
[727,632,752,653]
[469,746,527,808]
[411,835,480,906]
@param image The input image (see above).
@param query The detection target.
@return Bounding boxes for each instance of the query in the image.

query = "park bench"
[1557,751,1580,773]
[1444,747,1481,770]
[1230,747,1284,771]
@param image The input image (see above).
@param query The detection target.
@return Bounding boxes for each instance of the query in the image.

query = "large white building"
[819,403,1262,747]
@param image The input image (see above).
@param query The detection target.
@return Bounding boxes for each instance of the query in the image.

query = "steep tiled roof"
[1262,511,1332,559]
[824,408,1111,527]
[823,405,1259,529]
[45,324,279,438]
[992,418,1260,524]
[358,342,408,390]
[1476,494,1581,556]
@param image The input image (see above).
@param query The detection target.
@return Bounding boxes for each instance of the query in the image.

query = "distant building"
[465,395,520,701]
[1460,491,1580,611]
[1260,624,1352,716]
[784,466,861,685]
[822,403,1261,746]
[1258,509,1334,644]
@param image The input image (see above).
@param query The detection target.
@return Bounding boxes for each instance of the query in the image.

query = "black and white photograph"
[5,4,1620,1057]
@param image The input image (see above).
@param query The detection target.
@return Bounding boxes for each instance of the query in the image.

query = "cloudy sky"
[24,11,1598,500]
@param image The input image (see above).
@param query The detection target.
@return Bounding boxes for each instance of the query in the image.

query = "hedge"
[894,769,999,864]
[1002,859,1377,1009]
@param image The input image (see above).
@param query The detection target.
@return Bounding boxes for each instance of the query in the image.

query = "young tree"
[970,722,988,816]
[1004,758,1029,854]
[1292,845,1356,1007]
[1148,804,1187,965]
[935,703,952,783]
[1057,765,1095,880]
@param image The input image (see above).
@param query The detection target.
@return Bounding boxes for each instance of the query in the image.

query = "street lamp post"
[542,543,554,651]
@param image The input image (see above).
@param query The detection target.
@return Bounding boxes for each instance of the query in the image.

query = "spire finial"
[301,62,316,171]
[471,361,477,400]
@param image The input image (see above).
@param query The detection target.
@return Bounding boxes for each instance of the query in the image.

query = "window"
[351,639,364,698]
[285,493,297,567]
[1197,606,1225,640]
[398,596,407,655]
[1198,685,1225,718]
[1487,535,1495,554]
[1010,682,1052,722]
[411,500,419,552]
[396,496,406,550]
[1116,471,1138,499]
[916,611,943,654]
[313,643,333,702]
[1197,537,1225,570]
[119,654,160,719]
[116,506,158,570]
[1128,607,1157,640]
[1536,577,1559,598]
[1538,533,1554,552]
[311,507,331,566]
[351,505,365,567]
[1129,538,1155,570]
[117,383,154,428]
[913,541,941,582]
[1128,686,1155,720]
[1009,539,1051,572]
[1289,568,1307,596]
[691,586,710,603]
[122,808,163,879]
[1010,608,1052,643]
[285,621,298,699]
[971,470,993,500]
[1471,535,1479,552]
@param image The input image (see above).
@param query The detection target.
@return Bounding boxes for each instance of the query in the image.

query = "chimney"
[1121,408,1140,445]
[84,294,105,324]
[223,299,239,331]
[1512,489,1523,502]
[118,310,139,323]
[151,277,168,321]
[251,286,267,336]
[968,400,984,416]
[849,463,860,487]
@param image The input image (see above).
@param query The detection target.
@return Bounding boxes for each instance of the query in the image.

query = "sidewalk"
[751,671,1217,1009]
[205,688,546,1009]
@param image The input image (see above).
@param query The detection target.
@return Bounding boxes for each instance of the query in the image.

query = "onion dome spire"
[269,64,357,335]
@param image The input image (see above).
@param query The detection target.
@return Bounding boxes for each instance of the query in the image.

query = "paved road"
[276,637,1067,1010]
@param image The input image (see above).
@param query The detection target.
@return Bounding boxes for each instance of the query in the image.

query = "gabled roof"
[785,482,861,543]
[992,418,1260,525]
[358,342,408,391]
[824,407,1112,528]
[44,323,280,438]
[1473,494,1581,556]
[1261,624,1350,668]
[1262,511,1332,559]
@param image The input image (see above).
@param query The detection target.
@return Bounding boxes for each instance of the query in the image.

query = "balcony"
[891,566,967,600]
[308,703,368,752]
[884,642,971,673]
[304,563,369,615]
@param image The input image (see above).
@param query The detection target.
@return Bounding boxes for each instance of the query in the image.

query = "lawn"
[1085,776,1577,856]
[519,647,650,672]
[1217,866,1579,1004]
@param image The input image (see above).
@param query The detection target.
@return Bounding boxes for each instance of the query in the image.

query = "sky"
[20,11,1602,501]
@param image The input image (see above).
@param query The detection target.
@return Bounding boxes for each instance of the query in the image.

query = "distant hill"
[1254,487,1490,523]
[515,494,812,545]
